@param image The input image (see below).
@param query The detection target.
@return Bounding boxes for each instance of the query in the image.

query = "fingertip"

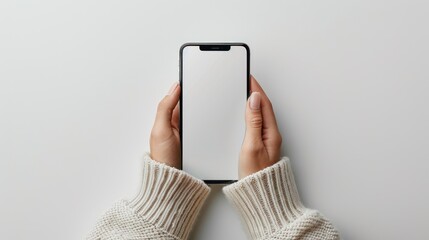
[167,81,179,95]
[165,81,181,105]
[173,82,181,96]
[249,92,261,111]
[155,82,181,125]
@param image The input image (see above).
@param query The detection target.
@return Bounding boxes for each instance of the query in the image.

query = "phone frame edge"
[179,42,250,185]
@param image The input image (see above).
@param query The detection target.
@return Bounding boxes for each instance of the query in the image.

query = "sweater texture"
[87,154,339,239]
[223,157,339,240]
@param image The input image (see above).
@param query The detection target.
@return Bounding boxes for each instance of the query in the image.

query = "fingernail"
[168,82,179,95]
[250,92,261,110]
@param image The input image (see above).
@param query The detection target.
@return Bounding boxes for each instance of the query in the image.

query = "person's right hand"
[239,76,283,179]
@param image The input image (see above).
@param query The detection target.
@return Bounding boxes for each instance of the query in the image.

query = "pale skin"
[150,75,282,179]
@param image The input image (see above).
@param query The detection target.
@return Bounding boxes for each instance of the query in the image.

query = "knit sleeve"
[223,157,339,240]
[87,153,210,240]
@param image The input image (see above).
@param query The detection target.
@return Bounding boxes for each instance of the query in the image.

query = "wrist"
[128,153,210,239]
[224,157,307,239]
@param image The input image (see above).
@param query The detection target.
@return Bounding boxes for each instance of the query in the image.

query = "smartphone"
[179,43,250,184]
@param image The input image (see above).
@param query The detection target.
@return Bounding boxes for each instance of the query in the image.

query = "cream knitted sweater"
[87,153,339,239]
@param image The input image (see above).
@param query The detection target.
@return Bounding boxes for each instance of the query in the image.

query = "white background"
[0,0,428,239]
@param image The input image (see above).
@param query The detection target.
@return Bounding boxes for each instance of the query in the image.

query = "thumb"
[245,92,263,142]
[154,82,180,129]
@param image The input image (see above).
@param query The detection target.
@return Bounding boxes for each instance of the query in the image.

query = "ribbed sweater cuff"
[223,157,307,240]
[128,153,210,240]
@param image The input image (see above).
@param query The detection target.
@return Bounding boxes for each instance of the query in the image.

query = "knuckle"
[157,97,172,115]
[156,101,166,113]
[242,141,264,154]
[150,128,164,140]
[250,116,263,128]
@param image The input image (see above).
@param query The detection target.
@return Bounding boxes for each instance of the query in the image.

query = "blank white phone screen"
[181,45,248,181]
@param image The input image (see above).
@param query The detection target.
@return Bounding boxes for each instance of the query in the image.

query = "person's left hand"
[239,76,282,179]
[150,82,181,169]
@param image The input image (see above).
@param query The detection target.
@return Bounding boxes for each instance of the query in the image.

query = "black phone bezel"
[179,42,250,184]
